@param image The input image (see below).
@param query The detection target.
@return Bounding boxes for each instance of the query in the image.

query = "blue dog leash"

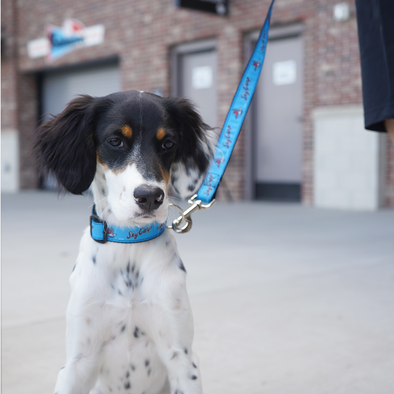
[91,0,275,242]
[197,0,275,204]
[169,0,275,233]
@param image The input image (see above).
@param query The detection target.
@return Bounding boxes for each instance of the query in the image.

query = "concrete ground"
[2,191,394,394]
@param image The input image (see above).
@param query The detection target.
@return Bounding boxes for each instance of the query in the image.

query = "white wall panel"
[313,106,386,210]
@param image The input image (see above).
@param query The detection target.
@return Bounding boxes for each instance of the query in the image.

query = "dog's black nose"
[134,185,164,211]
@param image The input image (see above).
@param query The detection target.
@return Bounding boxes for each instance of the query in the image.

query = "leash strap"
[196,0,275,204]
[90,205,166,244]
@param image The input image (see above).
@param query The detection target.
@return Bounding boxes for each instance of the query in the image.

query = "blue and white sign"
[27,18,105,62]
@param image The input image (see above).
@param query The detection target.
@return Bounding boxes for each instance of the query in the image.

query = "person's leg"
[385,119,394,144]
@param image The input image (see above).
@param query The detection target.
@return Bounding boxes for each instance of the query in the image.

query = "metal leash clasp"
[167,194,216,234]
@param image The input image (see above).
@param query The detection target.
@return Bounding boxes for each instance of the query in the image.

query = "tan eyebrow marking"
[156,128,166,140]
[121,125,133,138]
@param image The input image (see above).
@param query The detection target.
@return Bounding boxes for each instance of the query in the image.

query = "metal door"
[178,49,218,129]
[254,35,303,201]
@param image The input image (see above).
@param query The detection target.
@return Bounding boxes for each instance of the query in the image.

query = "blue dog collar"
[90,205,166,244]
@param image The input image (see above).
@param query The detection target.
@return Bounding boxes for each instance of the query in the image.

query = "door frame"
[170,38,217,97]
[243,23,304,200]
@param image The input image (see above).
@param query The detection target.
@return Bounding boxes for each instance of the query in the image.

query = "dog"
[35,90,215,394]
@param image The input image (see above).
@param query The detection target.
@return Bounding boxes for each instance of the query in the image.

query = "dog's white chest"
[64,228,194,393]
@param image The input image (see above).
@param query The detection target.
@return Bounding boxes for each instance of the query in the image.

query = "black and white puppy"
[35,90,215,394]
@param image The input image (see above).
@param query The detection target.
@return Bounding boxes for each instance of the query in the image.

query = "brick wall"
[1,0,18,131]
[2,0,393,206]
[18,74,39,189]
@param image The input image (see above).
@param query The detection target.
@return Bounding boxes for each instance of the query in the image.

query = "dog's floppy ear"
[163,97,216,199]
[35,95,98,195]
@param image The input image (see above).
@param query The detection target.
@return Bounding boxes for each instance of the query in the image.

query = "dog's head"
[35,90,215,226]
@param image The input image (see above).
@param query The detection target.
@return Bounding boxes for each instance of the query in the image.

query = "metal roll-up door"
[41,63,121,189]
[42,63,121,119]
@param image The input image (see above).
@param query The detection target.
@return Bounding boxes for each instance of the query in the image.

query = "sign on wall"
[192,66,213,89]
[273,60,297,86]
[27,18,105,62]
[175,0,229,16]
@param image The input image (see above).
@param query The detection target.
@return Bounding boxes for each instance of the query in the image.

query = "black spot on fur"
[192,362,197,368]
[125,371,129,378]
[124,381,131,389]
[102,188,106,195]
[127,262,130,273]
[130,364,136,371]
[92,255,96,264]
[121,325,126,333]
[145,359,150,367]
[187,184,195,191]
[147,368,151,376]
[125,278,133,288]
[178,260,186,273]
[134,327,140,338]
[171,351,178,360]
[190,375,198,380]
[184,347,188,354]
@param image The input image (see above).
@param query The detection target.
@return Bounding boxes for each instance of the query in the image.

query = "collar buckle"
[90,207,108,244]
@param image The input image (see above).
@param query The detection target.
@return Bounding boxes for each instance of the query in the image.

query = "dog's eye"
[162,140,175,150]
[107,138,123,148]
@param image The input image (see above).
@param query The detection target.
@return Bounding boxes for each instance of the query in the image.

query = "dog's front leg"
[54,354,100,394]
[54,271,106,394]
[53,310,103,394]
[161,343,203,394]
[154,306,202,394]
[145,265,203,394]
